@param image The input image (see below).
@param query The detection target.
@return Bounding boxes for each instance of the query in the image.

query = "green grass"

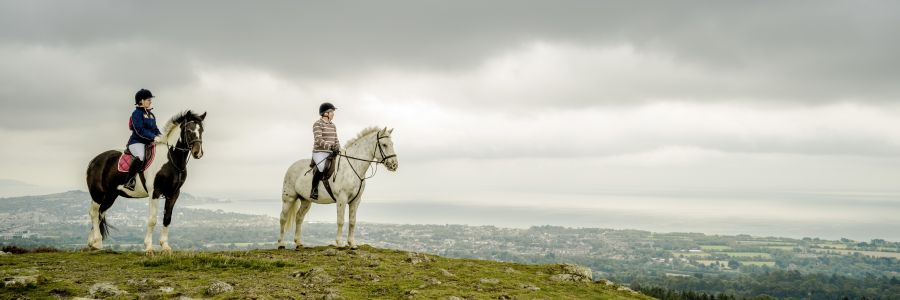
[0,246,650,299]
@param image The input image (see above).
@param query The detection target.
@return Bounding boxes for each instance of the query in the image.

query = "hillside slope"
[1,245,650,299]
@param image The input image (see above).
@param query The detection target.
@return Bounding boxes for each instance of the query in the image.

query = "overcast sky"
[2,1,900,220]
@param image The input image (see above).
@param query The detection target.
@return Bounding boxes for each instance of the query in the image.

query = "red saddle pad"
[117,145,157,173]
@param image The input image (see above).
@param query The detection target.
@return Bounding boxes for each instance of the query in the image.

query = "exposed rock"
[322,248,340,256]
[4,275,40,288]
[159,286,175,293]
[550,263,593,282]
[448,297,463,300]
[322,290,343,300]
[72,298,97,300]
[0,251,8,255]
[440,268,456,277]
[359,255,381,267]
[503,267,519,274]
[206,280,233,295]
[291,267,334,286]
[499,295,512,300]
[426,277,442,285]
[560,263,593,279]
[520,283,540,291]
[405,252,431,265]
[480,278,500,284]
[598,279,616,286]
[89,282,127,298]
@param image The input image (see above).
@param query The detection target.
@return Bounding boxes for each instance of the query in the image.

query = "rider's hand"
[153,135,164,144]
[331,144,341,152]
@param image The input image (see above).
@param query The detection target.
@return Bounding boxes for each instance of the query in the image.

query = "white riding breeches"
[312,151,331,172]
[128,143,146,161]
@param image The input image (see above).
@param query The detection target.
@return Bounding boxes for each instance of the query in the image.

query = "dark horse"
[85,110,206,255]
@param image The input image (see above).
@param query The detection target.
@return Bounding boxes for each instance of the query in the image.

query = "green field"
[814,243,848,249]
[671,252,710,258]
[699,245,731,251]
[722,252,772,259]
[764,246,797,251]
[736,241,796,246]
[812,249,900,259]
[739,261,777,267]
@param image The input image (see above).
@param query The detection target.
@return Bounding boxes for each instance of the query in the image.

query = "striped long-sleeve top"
[312,118,340,152]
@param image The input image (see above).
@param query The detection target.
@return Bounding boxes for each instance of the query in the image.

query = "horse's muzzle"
[191,143,203,159]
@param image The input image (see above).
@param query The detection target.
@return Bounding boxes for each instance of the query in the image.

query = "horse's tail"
[98,214,116,240]
[283,194,300,232]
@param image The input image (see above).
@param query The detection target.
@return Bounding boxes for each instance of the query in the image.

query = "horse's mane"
[345,126,382,148]
[161,110,205,143]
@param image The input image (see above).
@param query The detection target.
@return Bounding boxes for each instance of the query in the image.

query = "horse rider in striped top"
[310,102,341,200]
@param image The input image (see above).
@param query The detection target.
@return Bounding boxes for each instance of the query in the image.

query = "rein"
[166,121,202,173]
[333,132,395,203]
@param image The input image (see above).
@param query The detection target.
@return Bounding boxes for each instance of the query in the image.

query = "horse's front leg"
[335,200,346,247]
[144,197,160,256]
[159,190,180,255]
[348,199,361,249]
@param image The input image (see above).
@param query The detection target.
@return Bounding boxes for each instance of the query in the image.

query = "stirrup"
[118,175,148,198]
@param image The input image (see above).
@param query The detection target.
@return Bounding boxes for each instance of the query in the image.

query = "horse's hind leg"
[277,192,299,249]
[87,192,115,250]
[294,199,312,249]
[87,201,102,250]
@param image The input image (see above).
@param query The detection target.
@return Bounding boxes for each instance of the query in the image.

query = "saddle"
[117,144,157,173]
[309,153,338,200]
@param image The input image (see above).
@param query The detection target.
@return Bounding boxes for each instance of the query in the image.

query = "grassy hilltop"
[1,245,650,299]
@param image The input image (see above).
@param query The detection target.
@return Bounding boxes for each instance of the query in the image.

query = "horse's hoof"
[350,245,359,250]
[145,250,154,257]
[294,245,303,251]
[278,245,286,250]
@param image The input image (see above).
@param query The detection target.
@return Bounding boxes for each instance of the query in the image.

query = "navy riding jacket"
[127,107,162,146]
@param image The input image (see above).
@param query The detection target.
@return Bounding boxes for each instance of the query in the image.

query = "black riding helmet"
[135,89,154,105]
[319,102,336,116]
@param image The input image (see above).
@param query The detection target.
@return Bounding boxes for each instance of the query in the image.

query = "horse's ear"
[388,128,394,135]
[199,112,207,121]
[380,127,388,134]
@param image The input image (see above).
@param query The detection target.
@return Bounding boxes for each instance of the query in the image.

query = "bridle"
[167,121,202,173]
[332,132,396,203]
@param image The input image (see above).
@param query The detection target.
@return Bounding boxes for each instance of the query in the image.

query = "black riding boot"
[123,156,144,191]
[310,170,324,200]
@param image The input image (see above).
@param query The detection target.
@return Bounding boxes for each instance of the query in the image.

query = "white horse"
[278,127,398,249]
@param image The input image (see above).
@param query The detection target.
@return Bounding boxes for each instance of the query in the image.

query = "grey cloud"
[2,1,899,106]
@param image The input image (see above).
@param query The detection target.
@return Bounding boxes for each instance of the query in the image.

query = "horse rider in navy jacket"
[119,89,163,193]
